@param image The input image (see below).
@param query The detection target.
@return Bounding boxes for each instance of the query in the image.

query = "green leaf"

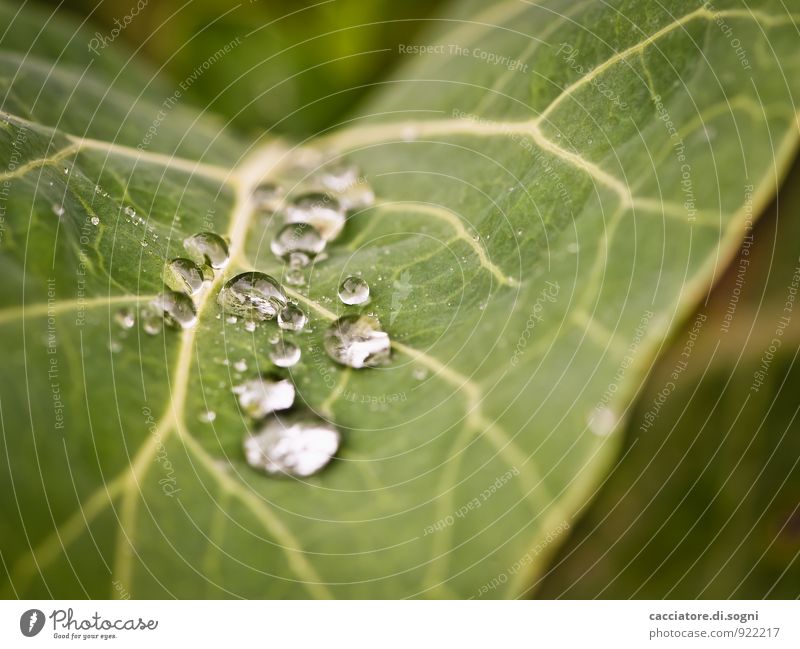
[1,0,799,598]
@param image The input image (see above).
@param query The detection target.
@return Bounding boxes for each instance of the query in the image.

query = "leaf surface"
[1,0,799,598]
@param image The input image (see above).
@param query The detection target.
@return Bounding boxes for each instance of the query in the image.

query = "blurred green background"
[45,0,447,138]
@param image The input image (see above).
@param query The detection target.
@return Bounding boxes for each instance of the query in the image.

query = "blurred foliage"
[45,0,447,138]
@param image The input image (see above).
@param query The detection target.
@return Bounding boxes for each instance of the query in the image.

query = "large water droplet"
[270,223,326,261]
[270,339,301,368]
[284,192,345,241]
[278,304,307,331]
[324,314,390,368]
[338,276,370,305]
[163,258,210,296]
[183,232,229,269]
[233,375,295,419]
[218,272,287,321]
[151,291,198,329]
[243,412,340,477]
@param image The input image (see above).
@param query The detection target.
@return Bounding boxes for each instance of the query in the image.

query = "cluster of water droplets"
[113,159,398,479]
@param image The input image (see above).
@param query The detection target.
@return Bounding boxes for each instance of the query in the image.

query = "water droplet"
[243,412,340,478]
[589,407,618,437]
[271,222,326,261]
[233,375,295,418]
[218,271,286,321]
[108,339,122,353]
[151,291,198,329]
[199,410,216,423]
[140,306,163,336]
[252,182,283,212]
[226,316,238,324]
[270,339,301,368]
[163,258,209,296]
[412,367,428,381]
[90,216,100,226]
[278,304,307,331]
[183,231,230,269]
[233,359,248,373]
[338,276,370,305]
[124,206,136,218]
[51,203,64,217]
[114,307,135,329]
[244,320,257,332]
[324,314,390,368]
[284,192,345,240]
[319,162,359,193]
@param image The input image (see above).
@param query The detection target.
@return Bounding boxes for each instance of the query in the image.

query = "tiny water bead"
[140,306,163,336]
[283,191,345,240]
[270,222,326,261]
[243,412,340,478]
[114,307,135,329]
[233,375,295,419]
[278,304,307,331]
[324,314,391,368]
[252,182,283,213]
[338,276,370,305]
[151,291,198,329]
[319,162,359,193]
[163,258,209,296]
[51,203,64,217]
[270,339,301,368]
[218,271,287,321]
[183,231,230,269]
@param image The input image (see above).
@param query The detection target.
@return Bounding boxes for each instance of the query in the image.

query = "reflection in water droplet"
[324,314,390,368]
[284,192,345,240]
[278,304,307,331]
[233,375,295,419]
[91,216,100,226]
[163,258,209,296]
[271,223,325,261]
[338,276,370,305]
[217,272,286,321]
[114,307,135,329]
[151,291,198,329]
[243,412,340,477]
[183,231,230,269]
[270,339,301,368]
[319,162,358,193]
